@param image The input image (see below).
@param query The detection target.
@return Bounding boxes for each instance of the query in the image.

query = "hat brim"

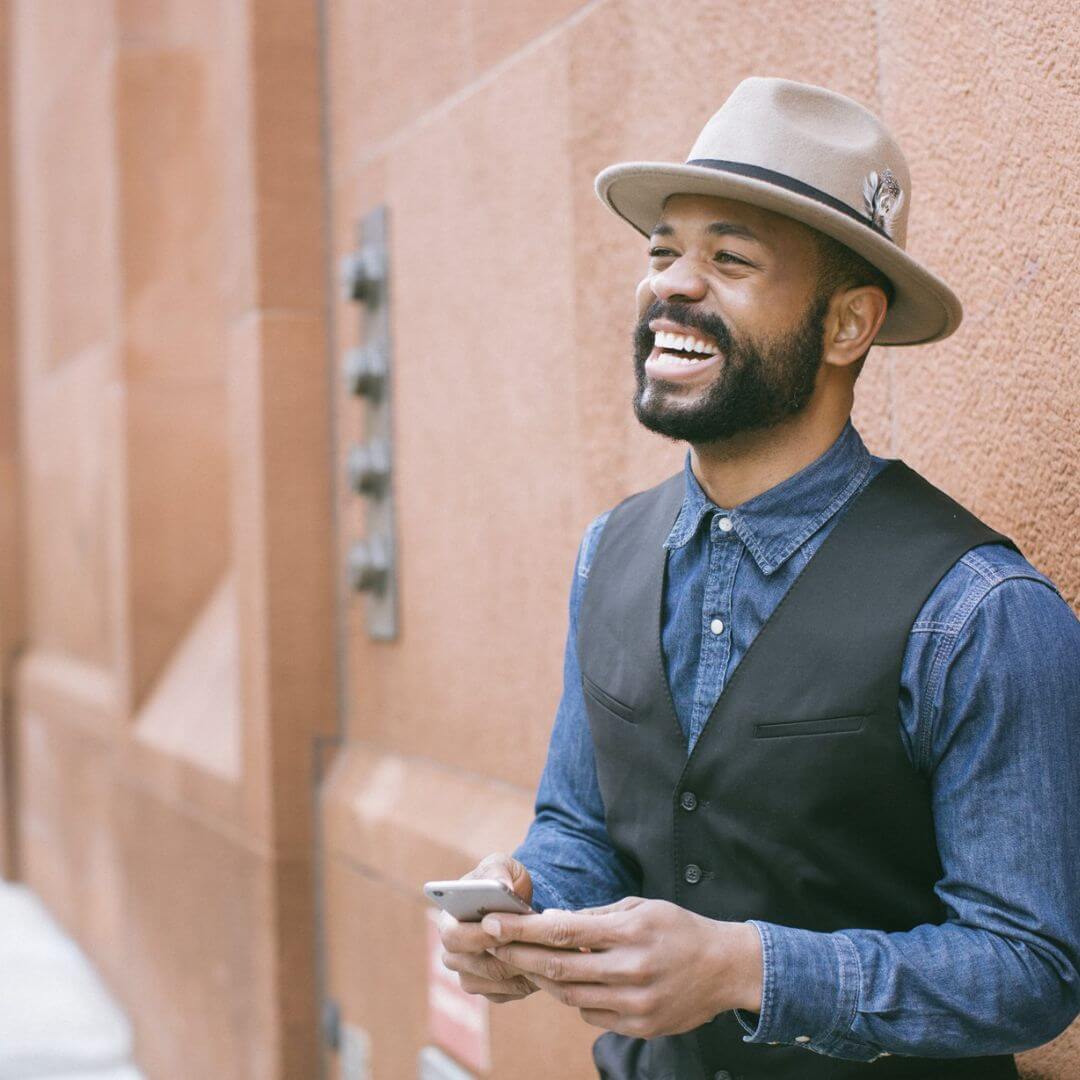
[595,161,962,346]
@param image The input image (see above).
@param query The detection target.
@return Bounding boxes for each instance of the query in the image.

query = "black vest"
[578,460,1021,1080]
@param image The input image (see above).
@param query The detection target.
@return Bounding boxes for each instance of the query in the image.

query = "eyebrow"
[650,220,767,246]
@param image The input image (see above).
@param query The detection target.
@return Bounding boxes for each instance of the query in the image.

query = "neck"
[688,407,852,510]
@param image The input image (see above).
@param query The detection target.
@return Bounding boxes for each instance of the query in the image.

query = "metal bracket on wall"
[341,205,398,639]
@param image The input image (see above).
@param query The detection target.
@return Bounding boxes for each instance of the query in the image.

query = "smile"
[643,341,721,384]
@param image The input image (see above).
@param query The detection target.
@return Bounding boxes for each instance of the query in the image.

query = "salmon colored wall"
[321,1,1078,1078]
[2,1,1076,1078]
[3,1,335,1077]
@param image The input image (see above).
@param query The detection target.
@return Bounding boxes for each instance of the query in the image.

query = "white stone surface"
[0,882,144,1080]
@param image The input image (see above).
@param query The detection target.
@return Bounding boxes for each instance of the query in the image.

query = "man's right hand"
[436,852,540,1003]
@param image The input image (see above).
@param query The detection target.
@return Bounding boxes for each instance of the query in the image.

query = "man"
[437,76,1080,1079]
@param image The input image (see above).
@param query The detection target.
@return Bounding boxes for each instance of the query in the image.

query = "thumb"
[465,852,533,907]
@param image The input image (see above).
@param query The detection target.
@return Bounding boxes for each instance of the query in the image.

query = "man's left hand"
[482,896,763,1038]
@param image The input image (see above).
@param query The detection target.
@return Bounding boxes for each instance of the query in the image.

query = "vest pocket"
[581,673,637,723]
[752,713,867,739]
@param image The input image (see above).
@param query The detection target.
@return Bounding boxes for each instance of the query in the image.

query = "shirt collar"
[663,418,874,576]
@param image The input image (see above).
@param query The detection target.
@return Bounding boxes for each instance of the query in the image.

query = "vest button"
[679,791,698,811]
[714,1072,733,1080]
[683,863,703,884]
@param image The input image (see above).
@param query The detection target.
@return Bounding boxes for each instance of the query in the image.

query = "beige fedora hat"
[595,76,962,346]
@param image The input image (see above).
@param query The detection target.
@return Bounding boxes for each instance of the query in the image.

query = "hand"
[435,852,540,1004]
[481,896,763,1038]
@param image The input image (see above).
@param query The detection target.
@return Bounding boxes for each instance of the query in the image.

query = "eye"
[647,247,749,266]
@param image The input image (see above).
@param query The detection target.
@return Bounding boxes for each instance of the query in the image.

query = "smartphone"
[423,878,535,922]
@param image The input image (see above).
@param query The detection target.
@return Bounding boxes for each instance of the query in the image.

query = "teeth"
[654,330,719,355]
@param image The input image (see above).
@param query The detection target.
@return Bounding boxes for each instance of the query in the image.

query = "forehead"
[654,192,813,252]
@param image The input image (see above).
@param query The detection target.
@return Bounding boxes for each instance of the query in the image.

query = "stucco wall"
[3,1,334,1077]
[321,1,1078,1078]
[2,1,1075,1078]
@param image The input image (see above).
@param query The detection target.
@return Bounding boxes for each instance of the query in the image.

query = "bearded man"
[437,76,1080,1080]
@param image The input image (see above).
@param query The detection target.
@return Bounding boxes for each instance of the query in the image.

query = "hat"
[594,77,962,346]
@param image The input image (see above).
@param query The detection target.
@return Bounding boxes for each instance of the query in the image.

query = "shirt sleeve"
[732,573,1080,1060]
[512,511,640,913]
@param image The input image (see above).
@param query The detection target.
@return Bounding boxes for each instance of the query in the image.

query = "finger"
[463,852,513,885]
[489,942,615,983]
[578,1007,624,1030]
[460,852,534,911]
[456,970,536,999]
[442,948,537,986]
[529,974,627,1011]
[439,917,502,954]
[482,909,619,949]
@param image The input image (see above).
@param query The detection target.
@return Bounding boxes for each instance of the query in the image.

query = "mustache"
[634,300,734,354]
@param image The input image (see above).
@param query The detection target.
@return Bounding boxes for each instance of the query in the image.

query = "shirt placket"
[687,513,742,753]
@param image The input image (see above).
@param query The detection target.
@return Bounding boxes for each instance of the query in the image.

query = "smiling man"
[436,77,1080,1079]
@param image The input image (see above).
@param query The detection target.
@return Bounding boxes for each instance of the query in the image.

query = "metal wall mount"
[341,205,398,639]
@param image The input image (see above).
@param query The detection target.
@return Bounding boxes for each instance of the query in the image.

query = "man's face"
[632,193,830,445]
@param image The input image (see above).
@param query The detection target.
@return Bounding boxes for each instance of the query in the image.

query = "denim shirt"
[512,418,1080,1061]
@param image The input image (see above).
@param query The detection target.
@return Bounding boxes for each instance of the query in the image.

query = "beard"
[631,290,831,445]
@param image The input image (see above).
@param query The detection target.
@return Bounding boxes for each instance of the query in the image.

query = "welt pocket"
[581,673,637,723]
[752,713,867,739]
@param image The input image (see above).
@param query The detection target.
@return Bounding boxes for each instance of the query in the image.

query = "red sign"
[426,908,491,1073]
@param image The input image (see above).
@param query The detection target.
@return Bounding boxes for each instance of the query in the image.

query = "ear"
[822,285,888,371]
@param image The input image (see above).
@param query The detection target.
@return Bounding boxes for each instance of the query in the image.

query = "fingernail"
[482,916,502,939]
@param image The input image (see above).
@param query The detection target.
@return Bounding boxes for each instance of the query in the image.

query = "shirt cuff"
[731,921,889,1062]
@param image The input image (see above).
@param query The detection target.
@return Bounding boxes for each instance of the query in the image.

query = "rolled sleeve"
[732,921,886,1062]
[736,571,1080,1061]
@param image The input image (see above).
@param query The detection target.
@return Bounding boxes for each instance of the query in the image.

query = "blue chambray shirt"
[512,417,1080,1061]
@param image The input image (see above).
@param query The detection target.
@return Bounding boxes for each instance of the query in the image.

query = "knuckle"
[635,988,658,1015]
[548,919,574,948]
[542,955,567,981]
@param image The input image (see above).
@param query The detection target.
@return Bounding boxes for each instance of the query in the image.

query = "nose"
[649,256,709,304]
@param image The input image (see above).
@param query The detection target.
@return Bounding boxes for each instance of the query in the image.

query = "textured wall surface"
[2,1,1076,1078]
[2,1,335,1077]
[321,1,1078,1078]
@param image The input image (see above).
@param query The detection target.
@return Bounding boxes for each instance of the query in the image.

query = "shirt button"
[679,791,698,811]
[683,863,703,884]
[717,516,734,532]
[795,1035,811,1043]
[709,617,724,634]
